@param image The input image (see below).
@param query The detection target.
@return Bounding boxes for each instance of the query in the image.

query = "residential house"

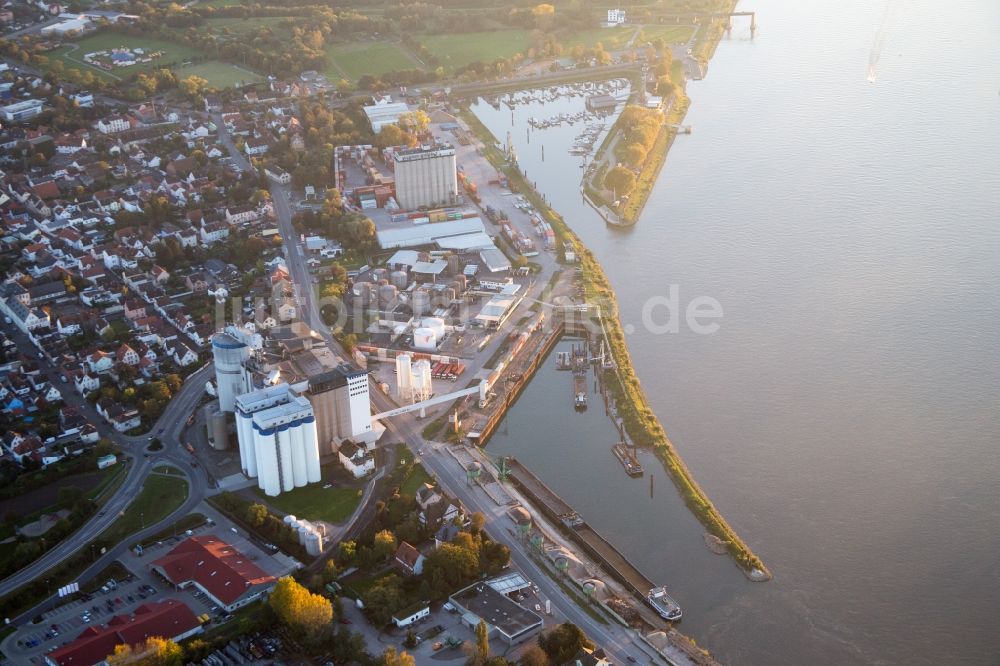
[338,440,374,479]
[87,350,114,374]
[95,396,141,432]
[393,541,425,576]
[243,138,269,156]
[185,273,209,293]
[96,115,133,134]
[73,370,100,395]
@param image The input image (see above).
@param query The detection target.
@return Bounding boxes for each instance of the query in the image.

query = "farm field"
[420,29,532,70]
[324,40,418,81]
[174,61,262,88]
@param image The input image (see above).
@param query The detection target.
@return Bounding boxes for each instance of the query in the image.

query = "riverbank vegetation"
[460,91,770,579]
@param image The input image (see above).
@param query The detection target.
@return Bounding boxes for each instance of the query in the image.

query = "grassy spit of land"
[460,104,770,580]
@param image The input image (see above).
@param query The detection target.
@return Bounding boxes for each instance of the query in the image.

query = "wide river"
[473,0,1000,664]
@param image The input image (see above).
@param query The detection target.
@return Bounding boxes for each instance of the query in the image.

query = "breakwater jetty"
[507,458,671,620]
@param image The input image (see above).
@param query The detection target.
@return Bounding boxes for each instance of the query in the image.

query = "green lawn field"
[100,474,189,547]
[560,26,636,51]
[637,24,697,45]
[420,30,532,71]
[174,61,262,88]
[256,482,361,524]
[325,41,418,81]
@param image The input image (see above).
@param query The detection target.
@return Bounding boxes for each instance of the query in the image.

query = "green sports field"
[46,31,263,88]
[54,33,203,78]
[174,61,263,88]
[324,41,418,81]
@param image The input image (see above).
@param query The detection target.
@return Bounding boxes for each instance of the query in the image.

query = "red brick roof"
[47,599,199,666]
[152,535,274,606]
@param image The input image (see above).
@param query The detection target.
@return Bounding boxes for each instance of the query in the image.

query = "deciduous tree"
[269,576,333,640]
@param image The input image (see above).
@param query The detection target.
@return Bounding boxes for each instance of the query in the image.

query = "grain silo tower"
[204,405,229,450]
[395,353,413,401]
[212,331,250,412]
[411,359,433,401]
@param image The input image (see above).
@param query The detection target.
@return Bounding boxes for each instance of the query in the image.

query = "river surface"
[475,0,1000,664]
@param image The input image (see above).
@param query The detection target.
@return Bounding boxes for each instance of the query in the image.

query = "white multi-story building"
[1,99,44,122]
[96,115,132,134]
[393,145,458,210]
[235,383,321,496]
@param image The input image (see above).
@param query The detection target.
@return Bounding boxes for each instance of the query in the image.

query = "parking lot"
[339,580,554,663]
[8,565,223,663]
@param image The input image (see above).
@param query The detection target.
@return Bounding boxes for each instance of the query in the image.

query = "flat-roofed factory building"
[449,579,544,645]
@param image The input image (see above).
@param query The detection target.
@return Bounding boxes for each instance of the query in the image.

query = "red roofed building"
[150,535,276,612]
[44,599,201,666]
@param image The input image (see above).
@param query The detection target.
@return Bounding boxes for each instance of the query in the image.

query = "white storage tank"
[411,289,430,316]
[297,524,311,546]
[422,317,446,339]
[412,359,433,401]
[305,531,324,556]
[378,284,398,307]
[356,282,374,306]
[373,268,389,282]
[396,354,413,400]
[391,270,409,289]
[413,327,437,351]
[283,515,297,525]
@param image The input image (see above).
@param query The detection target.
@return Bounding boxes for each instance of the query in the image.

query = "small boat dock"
[612,440,644,477]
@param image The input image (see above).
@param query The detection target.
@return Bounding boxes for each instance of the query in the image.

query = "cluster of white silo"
[395,353,433,403]
[282,514,325,556]
[235,384,322,497]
